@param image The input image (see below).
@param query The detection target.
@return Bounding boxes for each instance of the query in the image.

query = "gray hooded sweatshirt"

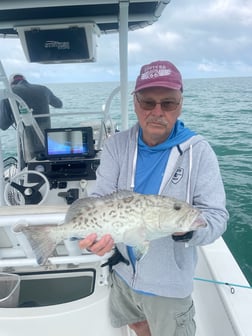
[91,123,229,298]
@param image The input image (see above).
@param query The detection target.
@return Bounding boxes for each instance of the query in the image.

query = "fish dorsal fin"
[102,190,136,202]
[114,190,136,199]
[65,190,137,223]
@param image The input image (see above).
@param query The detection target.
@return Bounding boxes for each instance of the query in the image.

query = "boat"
[0,1,251,335]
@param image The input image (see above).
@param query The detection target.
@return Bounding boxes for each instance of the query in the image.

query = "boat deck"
[0,206,251,336]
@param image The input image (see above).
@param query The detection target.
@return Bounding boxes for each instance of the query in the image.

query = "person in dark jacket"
[0,73,63,161]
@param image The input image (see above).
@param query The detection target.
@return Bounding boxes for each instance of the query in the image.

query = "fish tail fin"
[13,223,59,266]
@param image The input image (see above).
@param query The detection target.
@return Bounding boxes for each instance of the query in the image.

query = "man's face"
[134,87,183,146]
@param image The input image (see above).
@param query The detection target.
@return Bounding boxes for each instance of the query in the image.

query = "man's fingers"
[91,234,114,256]
[78,233,97,249]
[78,233,114,256]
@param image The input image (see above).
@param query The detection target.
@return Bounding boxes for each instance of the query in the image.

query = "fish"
[13,190,206,265]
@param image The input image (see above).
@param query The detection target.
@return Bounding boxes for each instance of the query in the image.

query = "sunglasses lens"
[161,102,174,111]
[141,100,156,110]
[136,94,180,112]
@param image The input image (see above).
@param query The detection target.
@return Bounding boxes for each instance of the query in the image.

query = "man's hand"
[78,233,114,256]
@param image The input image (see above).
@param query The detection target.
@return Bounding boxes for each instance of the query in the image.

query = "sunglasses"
[135,94,181,112]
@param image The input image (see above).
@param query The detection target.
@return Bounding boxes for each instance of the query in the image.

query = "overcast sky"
[0,0,251,83]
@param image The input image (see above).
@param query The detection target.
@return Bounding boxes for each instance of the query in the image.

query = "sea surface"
[1,77,251,285]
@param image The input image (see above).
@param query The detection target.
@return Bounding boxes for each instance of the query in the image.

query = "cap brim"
[133,81,182,93]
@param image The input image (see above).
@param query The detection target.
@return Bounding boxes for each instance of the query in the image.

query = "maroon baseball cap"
[9,73,26,85]
[133,60,183,93]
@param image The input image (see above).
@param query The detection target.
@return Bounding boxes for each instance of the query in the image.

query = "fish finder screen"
[45,127,95,159]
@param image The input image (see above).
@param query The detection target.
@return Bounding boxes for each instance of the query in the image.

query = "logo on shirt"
[172,168,184,184]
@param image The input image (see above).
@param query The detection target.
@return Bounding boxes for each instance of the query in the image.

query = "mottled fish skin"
[13,191,205,265]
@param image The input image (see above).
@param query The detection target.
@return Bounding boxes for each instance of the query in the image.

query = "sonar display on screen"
[45,127,95,159]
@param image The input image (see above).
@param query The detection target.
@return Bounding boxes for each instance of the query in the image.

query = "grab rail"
[0,253,109,268]
[0,206,111,268]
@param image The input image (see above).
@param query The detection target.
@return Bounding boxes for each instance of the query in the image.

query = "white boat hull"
[0,236,251,336]
[0,280,129,336]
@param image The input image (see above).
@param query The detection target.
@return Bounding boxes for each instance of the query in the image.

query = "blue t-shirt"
[127,120,196,283]
[134,120,196,194]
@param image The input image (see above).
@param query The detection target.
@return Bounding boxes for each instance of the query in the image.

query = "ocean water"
[1,77,251,285]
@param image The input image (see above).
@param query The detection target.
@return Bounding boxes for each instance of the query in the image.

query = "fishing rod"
[194,277,252,294]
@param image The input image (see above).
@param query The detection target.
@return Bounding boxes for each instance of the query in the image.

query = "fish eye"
[173,203,181,211]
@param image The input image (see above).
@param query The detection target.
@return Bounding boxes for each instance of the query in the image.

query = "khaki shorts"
[109,272,196,336]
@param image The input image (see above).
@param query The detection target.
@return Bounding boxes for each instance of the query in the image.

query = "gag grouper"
[13,190,206,265]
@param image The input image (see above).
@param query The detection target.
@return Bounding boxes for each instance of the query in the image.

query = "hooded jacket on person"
[91,121,229,298]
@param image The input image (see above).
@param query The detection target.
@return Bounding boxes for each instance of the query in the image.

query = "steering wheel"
[4,170,50,206]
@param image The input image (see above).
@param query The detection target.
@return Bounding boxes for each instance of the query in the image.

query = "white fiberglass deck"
[0,207,251,336]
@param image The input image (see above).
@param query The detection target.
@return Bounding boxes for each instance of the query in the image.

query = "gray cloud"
[0,0,251,82]
[125,0,252,77]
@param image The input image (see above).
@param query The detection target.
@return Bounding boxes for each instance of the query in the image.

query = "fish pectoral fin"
[123,227,146,246]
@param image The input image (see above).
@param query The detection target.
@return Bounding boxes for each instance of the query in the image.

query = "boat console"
[5,126,100,206]
[28,157,100,182]
[28,126,99,182]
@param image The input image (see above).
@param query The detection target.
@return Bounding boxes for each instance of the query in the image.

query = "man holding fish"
[79,60,229,336]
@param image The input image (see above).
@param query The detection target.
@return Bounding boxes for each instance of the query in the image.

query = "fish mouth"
[190,214,206,230]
